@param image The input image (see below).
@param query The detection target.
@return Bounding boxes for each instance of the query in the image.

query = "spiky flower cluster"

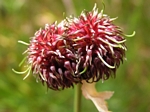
[65,6,127,82]
[26,22,80,90]
[16,5,134,90]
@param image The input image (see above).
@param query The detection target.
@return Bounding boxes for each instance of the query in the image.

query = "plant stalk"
[74,83,82,112]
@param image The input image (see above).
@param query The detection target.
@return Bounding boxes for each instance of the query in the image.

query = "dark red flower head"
[65,5,126,82]
[26,22,80,90]
[15,4,134,90]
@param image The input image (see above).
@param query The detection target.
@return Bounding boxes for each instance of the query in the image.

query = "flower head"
[25,22,80,90]
[13,4,135,90]
[65,4,127,83]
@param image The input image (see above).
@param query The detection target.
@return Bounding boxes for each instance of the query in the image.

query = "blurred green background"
[0,0,150,112]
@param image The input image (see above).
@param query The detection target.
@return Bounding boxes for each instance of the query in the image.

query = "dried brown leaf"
[81,81,114,112]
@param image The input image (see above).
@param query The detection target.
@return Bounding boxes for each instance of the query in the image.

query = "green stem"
[74,83,82,112]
